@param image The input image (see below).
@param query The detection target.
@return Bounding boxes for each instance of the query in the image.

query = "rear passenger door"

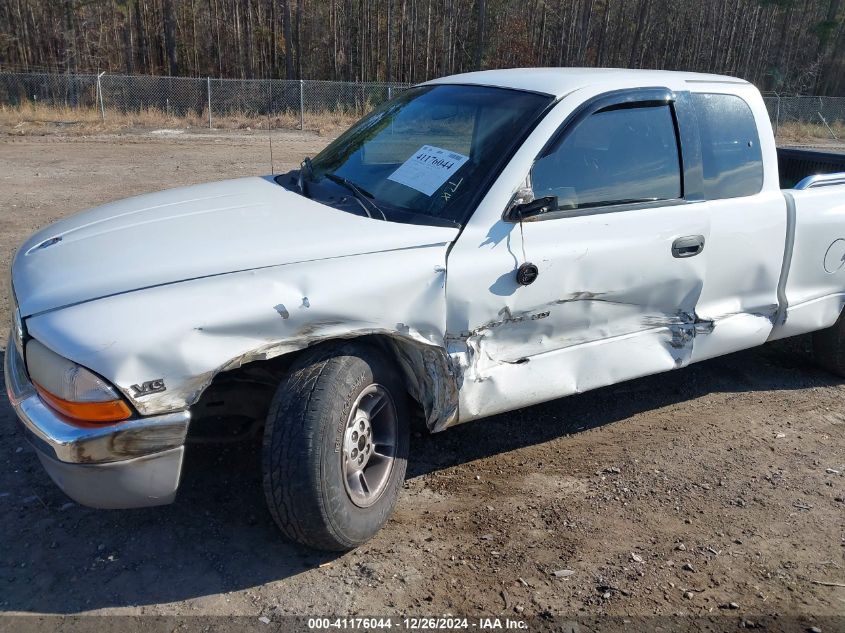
[684,91,787,362]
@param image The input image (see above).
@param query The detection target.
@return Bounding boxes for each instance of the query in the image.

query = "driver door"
[445,88,710,422]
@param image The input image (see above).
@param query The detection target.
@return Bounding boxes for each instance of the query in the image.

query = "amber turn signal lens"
[33,382,132,424]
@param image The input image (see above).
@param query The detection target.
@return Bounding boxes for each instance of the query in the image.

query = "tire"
[262,342,409,551]
[813,310,845,377]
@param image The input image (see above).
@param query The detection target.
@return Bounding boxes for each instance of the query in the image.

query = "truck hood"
[12,176,458,317]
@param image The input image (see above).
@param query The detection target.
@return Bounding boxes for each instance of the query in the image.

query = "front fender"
[25,246,457,428]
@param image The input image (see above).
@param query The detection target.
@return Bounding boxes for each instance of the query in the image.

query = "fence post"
[267,80,275,174]
[818,111,838,140]
[97,71,106,122]
[299,79,305,130]
[774,95,780,137]
[207,76,212,129]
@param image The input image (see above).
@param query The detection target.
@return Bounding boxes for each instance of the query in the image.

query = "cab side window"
[531,103,682,210]
[692,93,763,199]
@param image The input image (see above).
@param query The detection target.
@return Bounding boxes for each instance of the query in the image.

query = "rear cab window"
[691,93,763,199]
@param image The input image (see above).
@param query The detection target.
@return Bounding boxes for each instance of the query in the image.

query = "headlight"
[25,339,132,423]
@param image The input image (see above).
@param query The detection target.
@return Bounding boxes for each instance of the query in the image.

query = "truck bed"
[777,147,845,189]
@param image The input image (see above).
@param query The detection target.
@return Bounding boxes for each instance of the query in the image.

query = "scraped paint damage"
[456,300,720,353]
[443,285,730,423]
[444,286,790,423]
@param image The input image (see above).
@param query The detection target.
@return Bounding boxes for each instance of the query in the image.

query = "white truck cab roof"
[426,67,750,98]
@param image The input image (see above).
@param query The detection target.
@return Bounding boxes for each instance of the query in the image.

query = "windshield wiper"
[324,173,387,221]
[298,157,314,198]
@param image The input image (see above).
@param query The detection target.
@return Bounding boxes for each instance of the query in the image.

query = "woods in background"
[0,0,843,95]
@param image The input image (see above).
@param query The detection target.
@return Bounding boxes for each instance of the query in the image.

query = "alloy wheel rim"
[341,384,398,508]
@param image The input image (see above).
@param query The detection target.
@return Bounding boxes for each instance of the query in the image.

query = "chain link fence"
[763,94,845,139]
[0,71,410,131]
[0,72,843,139]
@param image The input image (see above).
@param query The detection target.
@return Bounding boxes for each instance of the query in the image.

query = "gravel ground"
[0,130,843,630]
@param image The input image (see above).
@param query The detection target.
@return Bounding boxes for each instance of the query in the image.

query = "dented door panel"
[447,204,710,422]
[454,322,693,421]
[688,191,787,362]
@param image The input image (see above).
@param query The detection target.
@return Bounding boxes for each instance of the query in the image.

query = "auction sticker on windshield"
[387,145,469,196]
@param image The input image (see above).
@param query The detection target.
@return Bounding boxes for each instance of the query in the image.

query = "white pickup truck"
[6,68,845,550]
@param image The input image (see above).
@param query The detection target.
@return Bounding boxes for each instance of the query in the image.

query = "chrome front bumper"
[4,337,191,508]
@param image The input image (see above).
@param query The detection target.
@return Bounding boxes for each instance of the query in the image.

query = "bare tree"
[475,0,485,69]
[281,0,294,79]
[162,0,178,76]
[1,0,842,95]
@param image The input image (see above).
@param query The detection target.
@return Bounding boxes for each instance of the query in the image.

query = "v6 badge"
[130,379,166,397]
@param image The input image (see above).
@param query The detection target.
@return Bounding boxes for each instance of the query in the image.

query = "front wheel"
[262,342,409,551]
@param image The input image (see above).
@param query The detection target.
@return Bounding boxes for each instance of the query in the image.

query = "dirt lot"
[0,130,844,630]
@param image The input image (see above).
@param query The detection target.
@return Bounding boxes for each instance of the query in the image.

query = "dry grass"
[2,101,842,147]
[776,120,845,144]
[0,101,365,136]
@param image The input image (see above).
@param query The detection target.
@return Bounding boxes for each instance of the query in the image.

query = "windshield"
[305,84,553,226]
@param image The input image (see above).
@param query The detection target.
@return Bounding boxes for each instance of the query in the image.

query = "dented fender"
[25,245,461,431]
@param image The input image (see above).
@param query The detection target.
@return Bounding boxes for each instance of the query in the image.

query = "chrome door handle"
[672,235,705,258]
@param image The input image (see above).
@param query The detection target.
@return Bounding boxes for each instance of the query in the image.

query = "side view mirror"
[506,195,558,222]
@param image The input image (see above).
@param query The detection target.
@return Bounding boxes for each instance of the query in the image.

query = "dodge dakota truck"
[5,68,845,551]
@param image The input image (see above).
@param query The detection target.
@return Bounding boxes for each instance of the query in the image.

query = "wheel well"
[187,334,458,441]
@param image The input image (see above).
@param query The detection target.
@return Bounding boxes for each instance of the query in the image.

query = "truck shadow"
[0,334,838,613]
[406,334,833,477]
